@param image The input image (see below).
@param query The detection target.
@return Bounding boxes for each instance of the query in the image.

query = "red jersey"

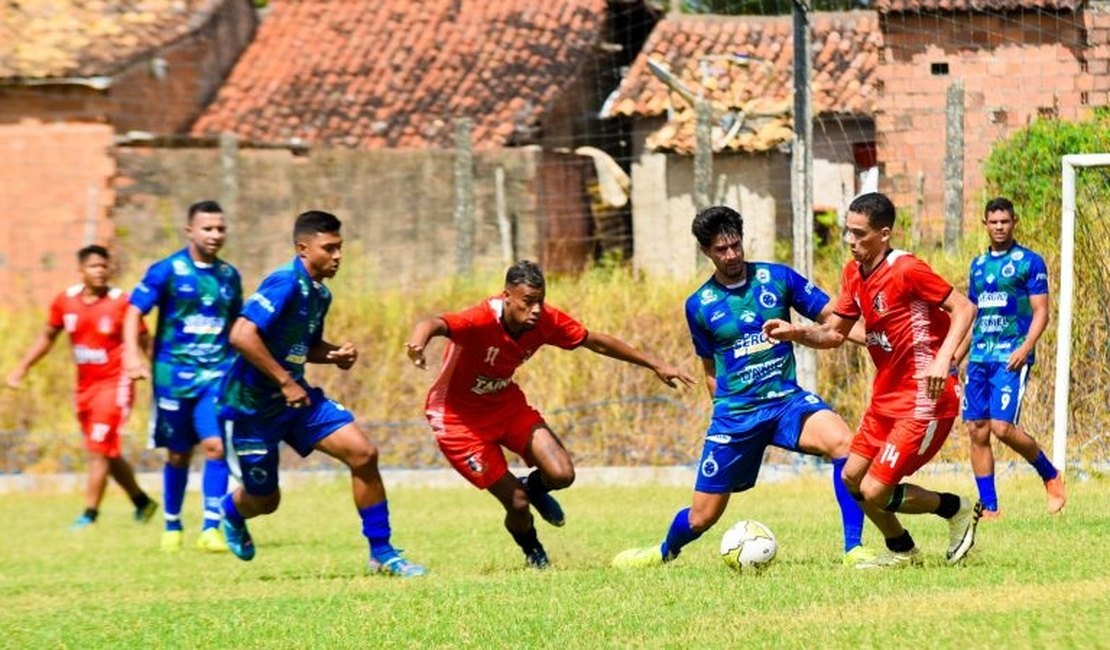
[426,297,588,417]
[834,250,959,419]
[48,284,132,392]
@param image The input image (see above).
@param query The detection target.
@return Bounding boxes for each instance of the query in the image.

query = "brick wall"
[0,121,116,307]
[877,9,1106,237]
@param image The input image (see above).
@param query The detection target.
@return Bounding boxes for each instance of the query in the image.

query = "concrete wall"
[877,7,1110,236]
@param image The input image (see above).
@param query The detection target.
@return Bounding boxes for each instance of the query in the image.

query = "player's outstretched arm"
[6,325,61,389]
[229,317,309,408]
[405,317,449,370]
[763,313,854,349]
[580,331,696,389]
[122,305,150,381]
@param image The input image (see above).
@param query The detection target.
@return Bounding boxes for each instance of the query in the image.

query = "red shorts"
[852,410,953,486]
[75,381,133,458]
[427,396,545,490]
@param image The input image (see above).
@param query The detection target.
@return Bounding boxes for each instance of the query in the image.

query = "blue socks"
[201,458,230,531]
[975,474,999,511]
[660,508,702,561]
[163,463,188,532]
[219,493,244,528]
[1031,451,1058,482]
[832,457,864,552]
[359,500,395,559]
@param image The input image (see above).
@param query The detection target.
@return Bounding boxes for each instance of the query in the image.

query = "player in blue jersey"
[124,200,242,553]
[216,210,425,577]
[613,206,880,569]
[961,197,1064,518]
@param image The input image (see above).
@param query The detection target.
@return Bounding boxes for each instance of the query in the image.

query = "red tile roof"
[0,0,227,80]
[878,0,1081,13]
[604,12,880,153]
[191,0,610,149]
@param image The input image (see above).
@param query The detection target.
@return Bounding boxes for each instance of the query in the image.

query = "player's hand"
[913,358,950,399]
[281,380,311,409]
[327,342,358,370]
[405,342,427,370]
[5,368,25,389]
[653,364,696,389]
[125,355,150,381]
[762,319,796,342]
[1006,347,1030,372]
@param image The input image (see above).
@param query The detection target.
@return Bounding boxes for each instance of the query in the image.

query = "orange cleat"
[1045,475,1067,514]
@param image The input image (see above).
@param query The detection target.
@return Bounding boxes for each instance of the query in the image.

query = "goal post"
[1053,153,1110,471]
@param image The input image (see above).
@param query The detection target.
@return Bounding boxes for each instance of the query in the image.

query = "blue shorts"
[694,390,829,494]
[963,361,1029,424]
[221,387,355,496]
[150,382,222,453]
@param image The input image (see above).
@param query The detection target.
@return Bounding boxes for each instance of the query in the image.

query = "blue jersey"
[967,243,1048,364]
[685,262,829,429]
[220,257,331,420]
[130,248,242,398]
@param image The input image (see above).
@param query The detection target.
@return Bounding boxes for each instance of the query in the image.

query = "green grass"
[1,473,1107,648]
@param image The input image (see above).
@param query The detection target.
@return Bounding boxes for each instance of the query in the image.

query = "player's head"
[294,210,343,280]
[76,245,111,289]
[845,192,895,266]
[185,200,226,260]
[692,206,745,283]
[502,260,545,332]
[983,197,1017,247]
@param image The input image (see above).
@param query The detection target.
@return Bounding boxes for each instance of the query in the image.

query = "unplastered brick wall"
[0,121,116,308]
[877,9,1098,237]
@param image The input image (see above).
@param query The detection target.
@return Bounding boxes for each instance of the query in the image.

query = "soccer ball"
[719,519,777,572]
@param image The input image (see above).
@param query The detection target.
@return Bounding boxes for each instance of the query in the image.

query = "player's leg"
[964,362,999,515]
[988,363,1065,513]
[520,425,571,527]
[792,403,868,561]
[194,387,230,550]
[219,418,280,562]
[100,390,157,523]
[152,396,197,550]
[308,395,425,577]
[488,471,549,568]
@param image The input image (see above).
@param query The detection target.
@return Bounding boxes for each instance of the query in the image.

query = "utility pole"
[792,0,816,391]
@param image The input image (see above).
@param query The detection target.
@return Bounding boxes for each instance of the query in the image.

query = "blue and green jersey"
[967,243,1048,364]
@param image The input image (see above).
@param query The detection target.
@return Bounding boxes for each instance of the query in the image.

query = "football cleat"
[1044,475,1066,514]
[842,545,879,568]
[854,547,923,569]
[524,546,550,570]
[220,517,255,561]
[522,476,565,528]
[161,530,184,553]
[69,513,95,531]
[134,499,158,524]
[196,527,229,553]
[369,551,427,577]
[945,497,983,565]
[611,545,665,569]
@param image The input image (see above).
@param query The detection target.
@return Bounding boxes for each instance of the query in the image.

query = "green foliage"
[2,476,1108,646]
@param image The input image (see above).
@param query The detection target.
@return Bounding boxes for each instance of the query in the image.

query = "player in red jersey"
[6,245,157,530]
[764,193,983,568]
[406,260,695,568]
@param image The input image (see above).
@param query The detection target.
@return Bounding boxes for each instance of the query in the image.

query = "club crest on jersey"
[872,292,888,315]
[701,452,719,478]
[700,289,718,305]
[756,268,770,284]
[758,288,777,309]
[1001,262,1016,278]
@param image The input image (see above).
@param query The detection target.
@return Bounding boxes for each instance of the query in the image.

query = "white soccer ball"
[719,519,777,572]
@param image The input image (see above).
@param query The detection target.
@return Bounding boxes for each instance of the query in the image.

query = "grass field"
[1,472,1107,648]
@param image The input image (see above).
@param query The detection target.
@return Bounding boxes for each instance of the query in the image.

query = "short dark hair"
[293,210,342,242]
[187,200,223,222]
[848,192,896,230]
[505,260,545,290]
[691,206,744,248]
[984,197,1016,219]
[77,244,109,263]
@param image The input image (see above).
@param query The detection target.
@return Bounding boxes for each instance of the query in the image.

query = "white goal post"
[1053,153,1110,470]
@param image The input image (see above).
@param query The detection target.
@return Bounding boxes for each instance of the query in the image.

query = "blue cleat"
[369,550,427,577]
[220,516,255,561]
[69,513,95,531]
[522,475,565,527]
